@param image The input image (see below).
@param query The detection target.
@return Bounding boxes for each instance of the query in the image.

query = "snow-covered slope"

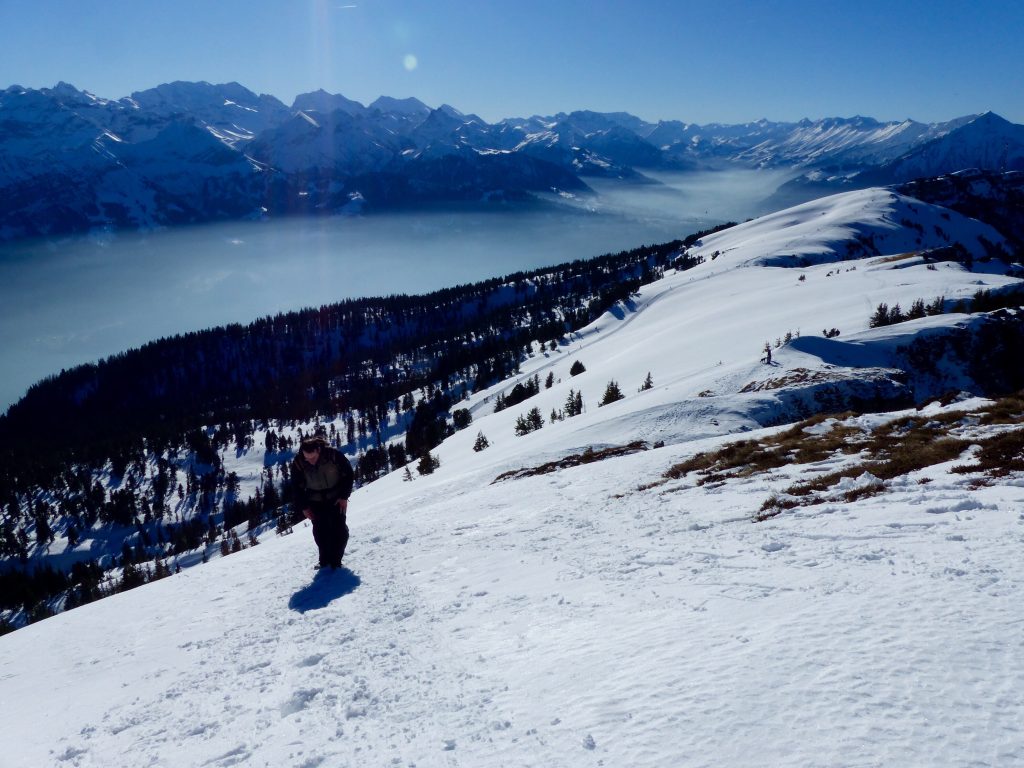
[773,114,1024,207]
[732,115,984,169]
[368,95,432,120]
[407,107,494,160]
[291,89,366,117]
[690,186,1006,267]
[127,81,291,147]
[245,109,408,175]
[868,111,1024,183]
[2,187,1023,767]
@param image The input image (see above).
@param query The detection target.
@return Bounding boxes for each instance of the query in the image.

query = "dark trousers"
[310,501,349,566]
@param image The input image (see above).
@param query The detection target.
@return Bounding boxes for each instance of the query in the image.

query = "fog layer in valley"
[0,170,791,409]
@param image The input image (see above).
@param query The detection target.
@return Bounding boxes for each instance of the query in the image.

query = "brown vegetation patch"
[663,439,789,486]
[664,412,866,488]
[756,493,801,522]
[661,390,1024,522]
[974,392,1024,426]
[951,427,1024,477]
[871,252,919,265]
[493,441,649,483]
[740,368,835,393]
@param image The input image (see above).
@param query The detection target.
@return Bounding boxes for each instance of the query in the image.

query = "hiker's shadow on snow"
[288,568,361,613]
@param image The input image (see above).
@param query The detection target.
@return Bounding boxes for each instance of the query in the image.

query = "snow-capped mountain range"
[2,80,1023,240]
[2,182,1023,766]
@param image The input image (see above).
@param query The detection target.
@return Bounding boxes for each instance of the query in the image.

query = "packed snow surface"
[2,187,1023,767]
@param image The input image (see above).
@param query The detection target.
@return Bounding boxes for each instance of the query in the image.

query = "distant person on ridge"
[291,435,354,570]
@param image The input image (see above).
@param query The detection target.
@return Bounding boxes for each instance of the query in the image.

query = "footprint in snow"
[280,688,323,717]
[54,745,89,762]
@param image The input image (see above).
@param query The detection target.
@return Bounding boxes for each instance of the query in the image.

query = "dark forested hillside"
[0,235,710,629]
[899,170,1024,253]
[1,238,703,460]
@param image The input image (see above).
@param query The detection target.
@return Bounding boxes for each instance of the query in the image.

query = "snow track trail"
[5,400,1024,767]
[20,509,532,768]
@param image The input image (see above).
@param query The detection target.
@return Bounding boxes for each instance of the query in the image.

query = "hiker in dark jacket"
[291,435,355,569]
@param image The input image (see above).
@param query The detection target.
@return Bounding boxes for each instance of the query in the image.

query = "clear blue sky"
[1,0,1021,125]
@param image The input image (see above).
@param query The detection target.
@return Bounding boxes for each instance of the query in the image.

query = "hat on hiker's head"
[300,435,324,452]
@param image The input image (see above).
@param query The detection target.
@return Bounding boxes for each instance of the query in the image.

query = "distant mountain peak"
[2,81,1022,241]
[131,80,262,105]
[967,110,1011,127]
[291,89,364,116]
[46,81,98,106]
[935,111,1020,143]
[438,103,464,117]
[369,95,431,118]
[52,81,82,95]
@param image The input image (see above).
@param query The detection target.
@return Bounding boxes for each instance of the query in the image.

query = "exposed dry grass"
[756,493,802,522]
[952,428,1024,477]
[740,368,836,393]
[663,411,865,487]
[663,439,790,485]
[659,390,1024,522]
[841,484,885,504]
[871,252,919,264]
[975,392,1024,426]
[786,468,852,497]
[863,435,970,480]
[779,428,968,506]
[775,415,863,464]
[493,441,649,483]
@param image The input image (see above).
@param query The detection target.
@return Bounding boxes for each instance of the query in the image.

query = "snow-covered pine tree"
[869,303,890,328]
[452,408,472,430]
[416,452,440,475]
[599,380,624,406]
[528,407,544,431]
[514,408,545,435]
[564,388,584,417]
